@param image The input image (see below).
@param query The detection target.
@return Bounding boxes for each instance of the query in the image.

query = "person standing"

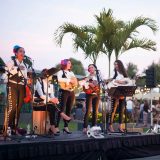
[133,98,140,126]
[108,60,128,132]
[56,59,77,134]
[5,45,28,133]
[143,100,149,127]
[82,64,100,133]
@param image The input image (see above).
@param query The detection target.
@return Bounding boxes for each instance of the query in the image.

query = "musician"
[82,64,100,133]
[34,69,71,135]
[56,59,77,134]
[5,45,28,133]
[108,60,128,132]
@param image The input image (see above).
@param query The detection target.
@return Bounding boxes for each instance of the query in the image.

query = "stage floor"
[0,131,160,160]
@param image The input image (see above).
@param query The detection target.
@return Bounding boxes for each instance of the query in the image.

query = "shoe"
[66,118,71,123]
[55,128,60,134]
[118,128,125,133]
[108,125,115,132]
[48,128,60,136]
[53,132,60,136]
[63,128,72,134]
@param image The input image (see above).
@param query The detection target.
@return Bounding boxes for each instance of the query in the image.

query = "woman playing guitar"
[108,60,128,133]
[82,64,100,133]
[56,59,77,134]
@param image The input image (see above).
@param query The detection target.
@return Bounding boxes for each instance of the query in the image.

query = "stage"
[0,132,160,160]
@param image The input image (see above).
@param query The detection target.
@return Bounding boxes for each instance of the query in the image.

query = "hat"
[13,45,22,54]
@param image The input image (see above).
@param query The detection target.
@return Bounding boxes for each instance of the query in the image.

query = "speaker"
[146,68,156,88]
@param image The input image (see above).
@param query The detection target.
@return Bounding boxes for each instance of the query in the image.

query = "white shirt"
[6,59,28,85]
[57,70,76,84]
[82,73,98,89]
[114,71,124,80]
[35,78,55,103]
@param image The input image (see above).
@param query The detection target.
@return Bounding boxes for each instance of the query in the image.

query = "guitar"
[83,79,100,95]
[59,77,78,91]
[107,78,135,89]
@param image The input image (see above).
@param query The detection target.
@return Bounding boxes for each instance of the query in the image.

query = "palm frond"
[54,23,87,46]
[124,38,156,51]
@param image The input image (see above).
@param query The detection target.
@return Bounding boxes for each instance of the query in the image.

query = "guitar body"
[59,77,78,91]
[107,78,135,89]
[83,85,100,95]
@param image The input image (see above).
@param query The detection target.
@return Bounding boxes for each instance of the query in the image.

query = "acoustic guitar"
[107,78,135,89]
[83,79,100,95]
[59,77,78,91]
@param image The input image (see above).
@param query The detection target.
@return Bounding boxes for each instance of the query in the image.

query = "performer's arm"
[50,84,55,98]
[35,80,51,102]
[114,79,128,84]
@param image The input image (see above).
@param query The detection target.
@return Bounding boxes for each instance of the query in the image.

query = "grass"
[19,120,78,131]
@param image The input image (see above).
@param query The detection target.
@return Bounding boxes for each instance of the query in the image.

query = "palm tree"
[95,9,124,77]
[54,23,102,65]
[95,9,158,77]
[114,17,158,60]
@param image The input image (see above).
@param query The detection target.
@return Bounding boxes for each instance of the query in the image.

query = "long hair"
[113,60,128,79]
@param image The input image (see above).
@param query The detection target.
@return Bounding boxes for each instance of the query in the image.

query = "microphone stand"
[45,75,49,135]
[95,69,108,133]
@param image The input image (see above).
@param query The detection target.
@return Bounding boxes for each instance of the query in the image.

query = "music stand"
[108,86,140,135]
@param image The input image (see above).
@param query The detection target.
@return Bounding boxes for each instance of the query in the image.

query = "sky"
[0,0,160,78]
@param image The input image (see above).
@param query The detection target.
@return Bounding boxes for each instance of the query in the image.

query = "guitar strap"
[62,70,67,78]
[95,72,100,88]
[13,58,28,69]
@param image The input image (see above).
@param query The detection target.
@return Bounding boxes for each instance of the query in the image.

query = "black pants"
[33,104,56,125]
[108,98,125,125]
[56,89,75,127]
[83,94,100,128]
[7,82,25,129]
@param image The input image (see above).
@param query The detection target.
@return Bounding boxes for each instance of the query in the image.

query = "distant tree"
[55,58,86,76]
[147,61,160,85]
[126,62,138,79]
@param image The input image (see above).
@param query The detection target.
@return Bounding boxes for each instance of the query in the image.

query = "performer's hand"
[114,80,119,83]
[51,98,59,104]
[70,78,75,84]
[27,78,32,85]
[19,65,25,70]
[89,83,95,88]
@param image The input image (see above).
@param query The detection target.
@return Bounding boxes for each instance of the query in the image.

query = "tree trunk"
[115,51,118,60]
[108,56,111,78]
[93,59,96,65]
